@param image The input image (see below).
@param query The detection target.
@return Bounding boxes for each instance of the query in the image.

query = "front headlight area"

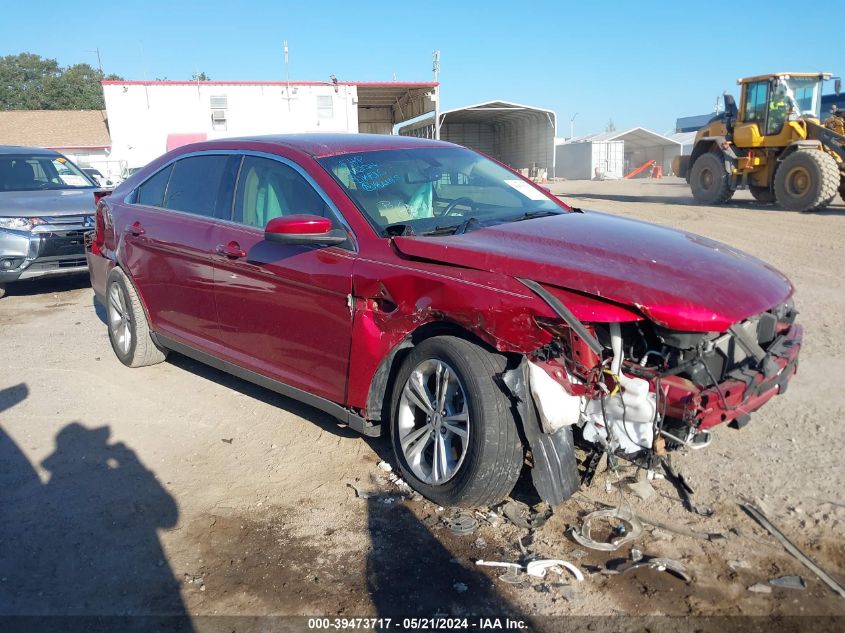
[0,217,45,232]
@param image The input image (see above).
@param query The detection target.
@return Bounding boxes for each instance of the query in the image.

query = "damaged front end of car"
[511,279,802,506]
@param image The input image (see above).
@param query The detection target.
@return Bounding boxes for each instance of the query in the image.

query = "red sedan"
[87,134,801,507]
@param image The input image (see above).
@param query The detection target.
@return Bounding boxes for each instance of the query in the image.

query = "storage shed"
[399,100,557,180]
[556,128,682,179]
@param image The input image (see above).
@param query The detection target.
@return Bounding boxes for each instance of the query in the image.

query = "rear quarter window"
[136,165,173,207]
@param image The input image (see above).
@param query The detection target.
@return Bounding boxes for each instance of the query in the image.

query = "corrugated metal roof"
[570,127,681,148]
[0,110,110,149]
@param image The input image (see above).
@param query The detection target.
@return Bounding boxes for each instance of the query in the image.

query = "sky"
[1,0,839,136]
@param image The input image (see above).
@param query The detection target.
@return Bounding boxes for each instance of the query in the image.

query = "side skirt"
[155,334,382,437]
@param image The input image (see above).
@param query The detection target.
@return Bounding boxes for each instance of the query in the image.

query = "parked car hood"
[391,211,793,332]
[0,189,97,217]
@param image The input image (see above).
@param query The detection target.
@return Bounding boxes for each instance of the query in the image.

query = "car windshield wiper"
[421,216,481,236]
[506,210,564,223]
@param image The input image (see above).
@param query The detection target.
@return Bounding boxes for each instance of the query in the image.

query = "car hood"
[391,211,793,332]
[0,189,97,217]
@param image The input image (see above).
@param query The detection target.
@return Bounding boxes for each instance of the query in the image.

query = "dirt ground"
[1,177,843,630]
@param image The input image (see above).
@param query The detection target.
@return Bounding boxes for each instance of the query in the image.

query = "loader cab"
[734,73,828,148]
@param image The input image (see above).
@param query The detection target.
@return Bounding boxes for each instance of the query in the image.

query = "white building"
[556,128,683,180]
[102,79,437,175]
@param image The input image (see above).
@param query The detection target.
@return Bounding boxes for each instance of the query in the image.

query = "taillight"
[93,189,111,205]
[91,199,109,256]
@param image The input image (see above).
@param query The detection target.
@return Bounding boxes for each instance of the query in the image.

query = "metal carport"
[398,100,557,180]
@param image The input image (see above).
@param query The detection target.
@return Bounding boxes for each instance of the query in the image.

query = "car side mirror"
[264,214,347,246]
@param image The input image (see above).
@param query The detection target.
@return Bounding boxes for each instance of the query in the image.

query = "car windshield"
[318,147,565,236]
[0,154,96,192]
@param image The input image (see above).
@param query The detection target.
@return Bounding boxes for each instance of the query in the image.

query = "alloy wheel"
[108,282,133,356]
[397,359,470,485]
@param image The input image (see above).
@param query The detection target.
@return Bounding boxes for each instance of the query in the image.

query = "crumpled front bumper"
[0,223,90,283]
[662,324,802,430]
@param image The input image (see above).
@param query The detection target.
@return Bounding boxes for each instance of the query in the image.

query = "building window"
[210,95,228,131]
[317,95,334,119]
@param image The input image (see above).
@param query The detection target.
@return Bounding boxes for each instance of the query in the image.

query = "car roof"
[206,133,457,158]
[0,145,61,156]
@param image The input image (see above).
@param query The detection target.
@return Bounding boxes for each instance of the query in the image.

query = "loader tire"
[774,149,839,212]
[750,186,776,204]
[690,151,733,204]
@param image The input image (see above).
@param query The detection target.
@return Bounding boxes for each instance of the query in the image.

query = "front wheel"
[106,268,168,367]
[690,151,733,204]
[390,336,523,507]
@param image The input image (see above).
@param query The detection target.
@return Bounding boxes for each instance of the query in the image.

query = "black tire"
[105,268,167,368]
[0,283,5,299]
[389,336,523,507]
[690,150,734,204]
[749,186,776,204]
[839,180,845,204]
[774,149,839,212]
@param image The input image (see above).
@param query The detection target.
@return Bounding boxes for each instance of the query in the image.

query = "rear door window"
[136,165,173,207]
[163,154,239,219]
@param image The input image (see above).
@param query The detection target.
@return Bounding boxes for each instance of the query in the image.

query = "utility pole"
[283,40,292,111]
[87,48,103,74]
[433,50,441,140]
[569,112,578,141]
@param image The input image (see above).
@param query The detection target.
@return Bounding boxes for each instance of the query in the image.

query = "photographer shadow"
[0,385,191,630]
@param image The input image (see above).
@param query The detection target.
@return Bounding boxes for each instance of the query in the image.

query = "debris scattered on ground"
[662,458,713,517]
[453,582,468,593]
[770,575,807,590]
[573,492,725,542]
[748,582,773,594]
[346,482,376,499]
[627,478,655,500]
[377,461,393,473]
[501,499,552,530]
[613,548,692,583]
[447,513,478,536]
[525,559,584,582]
[728,560,751,571]
[221,438,233,444]
[472,537,487,549]
[476,559,584,583]
[570,507,643,551]
[476,560,524,572]
[742,503,845,600]
[474,510,502,528]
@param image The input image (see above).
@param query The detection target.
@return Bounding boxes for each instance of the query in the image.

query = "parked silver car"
[0,146,98,298]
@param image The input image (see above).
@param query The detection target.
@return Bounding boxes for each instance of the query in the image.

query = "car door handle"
[216,241,247,259]
[127,221,145,236]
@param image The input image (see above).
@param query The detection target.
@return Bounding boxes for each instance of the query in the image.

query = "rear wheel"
[106,268,167,367]
[774,149,839,212]
[390,336,523,507]
[750,186,776,204]
[690,151,733,204]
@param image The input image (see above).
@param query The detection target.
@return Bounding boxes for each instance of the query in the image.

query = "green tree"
[191,71,210,81]
[0,53,122,110]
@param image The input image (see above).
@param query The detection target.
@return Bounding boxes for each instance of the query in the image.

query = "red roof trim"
[48,145,111,150]
[101,80,438,88]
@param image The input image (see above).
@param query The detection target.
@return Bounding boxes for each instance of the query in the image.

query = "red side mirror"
[264,214,346,246]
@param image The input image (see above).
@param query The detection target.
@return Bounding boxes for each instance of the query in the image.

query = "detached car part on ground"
[86,134,802,508]
[0,146,99,298]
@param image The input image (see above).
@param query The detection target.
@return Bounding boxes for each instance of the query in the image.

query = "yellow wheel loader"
[677,73,845,212]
